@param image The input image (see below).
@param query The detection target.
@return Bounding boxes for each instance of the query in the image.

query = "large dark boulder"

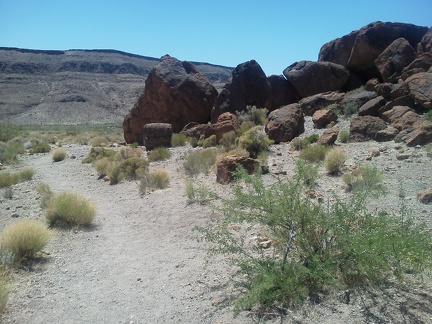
[265,103,304,143]
[264,75,301,112]
[299,91,345,116]
[401,53,432,80]
[143,123,172,150]
[318,30,359,66]
[374,38,416,83]
[283,61,350,98]
[212,60,270,122]
[406,72,432,109]
[350,116,388,142]
[123,55,218,144]
[357,96,386,116]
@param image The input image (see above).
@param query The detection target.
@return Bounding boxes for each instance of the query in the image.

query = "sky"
[0,0,431,76]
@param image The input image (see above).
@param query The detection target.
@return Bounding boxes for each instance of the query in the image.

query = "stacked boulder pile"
[123,21,432,148]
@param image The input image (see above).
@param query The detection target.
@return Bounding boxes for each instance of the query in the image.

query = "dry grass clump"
[171,133,187,147]
[93,157,113,178]
[19,167,36,181]
[82,147,116,164]
[140,168,170,193]
[30,142,51,154]
[52,148,67,162]
[183,148,218,176]
[114,146,143,161]
[45,192,97,226]
[35,183,54,208]
[0,167,36,188]
[0,269,10,313]
[0,141,25,165]
[299,144,330,163]
[338,129,350,143]
[147,146,172,162]
[342,164,386,196]
[324,147,346,174]
[109,157,149,185]
[0,220,52,259]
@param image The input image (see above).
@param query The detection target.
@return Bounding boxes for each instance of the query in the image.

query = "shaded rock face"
[417,27,432,54]
[374,38,416,83]
[265,103,304,143]
[216,155,259,185]
[123,55,218,144]
[350,115,388,142]
[143,123,172,150]
[401,53,432,80]
[299,92,345,116]
[357,96,386,116]
[212,60,270,123]
[283,60,350,98]
[406,72,432,109]
[264,75,301,112]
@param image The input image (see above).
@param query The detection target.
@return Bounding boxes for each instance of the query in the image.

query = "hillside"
[0,47,233,125]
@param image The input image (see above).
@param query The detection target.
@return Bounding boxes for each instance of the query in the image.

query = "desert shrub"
[183,148,218,177]
[237,106,268,126]
[0,172,20,188]
[52,148,67,162]
[109,157,149,185]
[171,133,187,147]
[184,178,212,205]
[294,160,320,188]
[238,126,273,159]
[305,134,319,143]
[0,220,52,259]
[342,101,359,117]
[19,167,35,181]
[291,138,310,150]
[0,141,25,164]
[30,142,51,154]
[195,168,432,315]
[90,135,107,147]
[425,110,432,122]
[114,146,142,161]
[140,168,170,193]
[338,129,350,143]
[130,142,139,149]
[299,144,330,163]
[93,157,112,178]
[237,121,255,136]
[0,123,21,142]
[343,164,387,196]
[147,146,171,162]
[45,192,96,226]
[324,147,346,174]
[36,183,53,208]
[202,135,217,148]
[82,147,116,164]
[219,131,238,152]
[0,269,10,313]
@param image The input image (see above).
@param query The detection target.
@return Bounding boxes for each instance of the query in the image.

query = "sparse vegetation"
[425,110,432,122]
[0,220,52,260]
[324,147,346,174]
[82,147,116,164]
[338,129,350,143]
[184,178,212,205]
[30,142,51,154]
[238,126,273,159]
[202,135,217,148]
[18,167,36,181]
[109,157,149,185]
[183,148,218,176]
[294,160,320,188]
[0,141,25,164]
[342,101,359,117]
[52,148,67,162]
[171,133,187,147]
[343,164,387,196]
[35,183,54,208]
[0,167,35,188]
[299,144,330,163]
[147,146,171,162]
[195,168,432,315]
[0,269,10,313]
[140,168,170,193]
[219,131,237,152]
[237,106,268,126]
[45,192,97,226]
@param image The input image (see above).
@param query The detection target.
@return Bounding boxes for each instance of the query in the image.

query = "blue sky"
[0,0,431,76]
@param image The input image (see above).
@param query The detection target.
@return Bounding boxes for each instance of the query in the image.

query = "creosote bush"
[183,148,218,176]
[238,126,273,159]
[0,220,52,259]
[109,157,149,185]
[343,164,387,196]
[45,192,97,226]
[299,144,330,163]
[52,148,67,162]
[202,135,217,148]
[195,168,432,315]
[147,146,171,162]
[324,147,346,174]
[30,142,51,154]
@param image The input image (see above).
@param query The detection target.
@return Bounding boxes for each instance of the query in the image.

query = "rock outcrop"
[143,123,173,150]
[349,116,388,142]
[265,103,304,143]
[123,55,218,144]
[216,155,259,184]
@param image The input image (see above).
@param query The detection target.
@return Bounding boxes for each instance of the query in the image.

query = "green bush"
[140,168,170,193]
[18,167,35,181]
[291,138,310,150]
[342,101,359,117]
[338,129,350,143]
[147,146,171,162]
[109,157,149,185]
[195,169,432,315]
[294,160,320,188]
[236,121,255,136]
[0,141,25,164]
[0,123,21,142]
[237,106,268,126]
[202,135,217,148]
[171,133,187,147]
[183,148,218,177]
[324,147,346,174]
[184,178,212,205]
[238,126,273,159]
[30,142,51,154]
[45,192,97,226]
[220,131,238,152]
[52,148,67,162]
[299,144,330,163]
[0,220,52,259]
[82,147,116,164]
[425,110,432,122]
[343,164,387,197]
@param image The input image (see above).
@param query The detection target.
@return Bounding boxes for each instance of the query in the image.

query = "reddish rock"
[318,30,359,66]
[299,92,345,116]
[283,60,350,98]
[364,78,380,91]
[265,103,305,143]
[123,55,217,144]
[357,96,386,117]
[317,127,339,145]
[417,27,432,54]
[350,116,388,142]
[213,112,240,142]
[264,75,301,112]
[374,38,416,83]
[378,96,417,116]
[401,53,432,80]
[342,90,377,109]
[417,188,432,204]
[381,106,423,131]
[216,155,259,185]
[405,123,432,146]
[180,122,214,140]
[143,123,173,150]
[312,109,338,128]
[212,60,270,123]
[375,126,399,142]
[406,72,432,109]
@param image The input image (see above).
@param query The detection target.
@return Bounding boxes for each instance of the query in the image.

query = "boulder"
[299,91,345,116]
[312,109,338,128]
[143,123,173,150]
[374,38,416,83]
[317,127,339,145]
[347,21,428,78]
[401,53,432,80]
[264,75,301,112]
[318,30,359,66]
[265,103,304,143]
[405,123,432,146]
[406,72,432,109]
[364,78,380,91]
[375,126,399,142]
[349,116,388,142]
[213,112,240,142]
[283,61,350,98]
[342,90,377,109]
[378,96,417,116]
[417,188,432,204]
[417,27,432,54]
[358,96,386,116]
[216,155,259,185]
[123,55,217,144]
[381,106,422,131]
[180,122,214,140]
[212,60,270,122]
